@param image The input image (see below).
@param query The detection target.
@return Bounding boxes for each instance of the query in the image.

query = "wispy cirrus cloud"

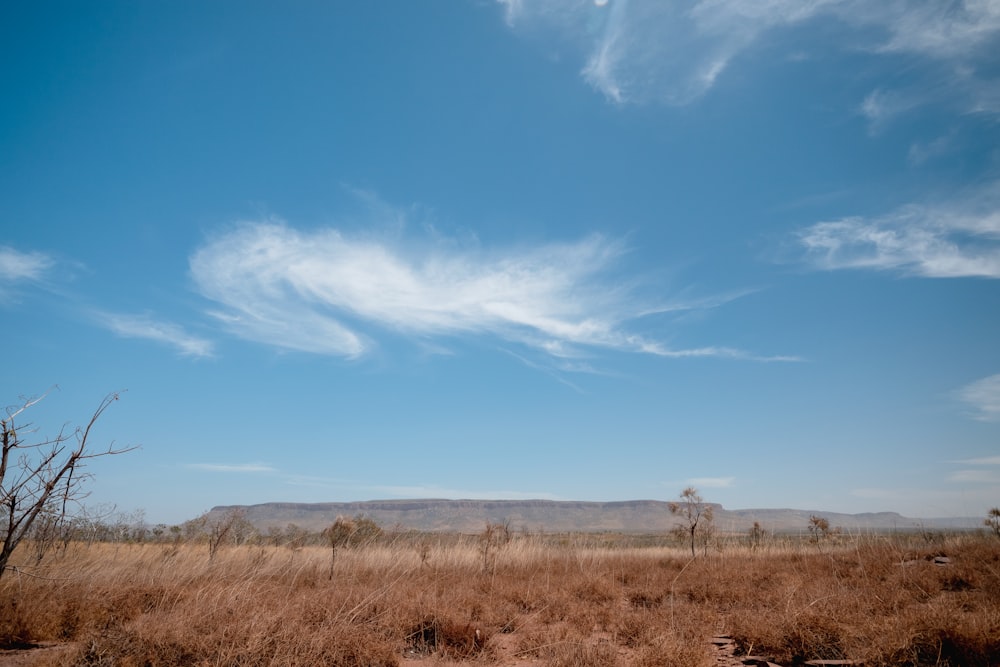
[954,455,1000,466]
[947,469,1000,484]
[957,374,1000,422]
[187,463,277,473]
[499,1,1000,107]
[500,348,588,393]
[872,2,1000,58]
[102,312,215,358]
[190,218,782,363]
[687,476,735,489]
[0,245,54,296]
[796,181,1000,278]
[501,0,819,105]
[946,442,1000,486]
[860,88,925,134]
[635,342,799,363]
[907,131,955,166]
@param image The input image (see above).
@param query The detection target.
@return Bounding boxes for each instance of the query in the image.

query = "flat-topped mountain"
[206,499,978,533]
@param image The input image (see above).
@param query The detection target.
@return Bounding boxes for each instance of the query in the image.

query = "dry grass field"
[1,532,998,666]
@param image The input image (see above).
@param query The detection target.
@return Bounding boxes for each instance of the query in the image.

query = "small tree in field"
[669,487,713,558]
[349,515,383,546]
[480,519,511,573]
[985,507,1000,539]
[808,515,831,543]
[323,516,357,579]
[1,391,136,578]
[185,508,256,560]
[748,521,765,551]
[207,509,254,559]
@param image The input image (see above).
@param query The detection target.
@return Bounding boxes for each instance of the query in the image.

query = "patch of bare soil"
[0,642,79,667]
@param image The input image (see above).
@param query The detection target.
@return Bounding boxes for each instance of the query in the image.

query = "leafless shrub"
[0,391,136,579]
[480,519,511,573]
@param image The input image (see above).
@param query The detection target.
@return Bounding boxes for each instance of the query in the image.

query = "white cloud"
[850,487,895,499]
[907,131,955,165]
[636,341,800,362]
[102,312,215,358]
[0,245,53,283]
[860,88,923,134]
[955,455,1000,465]
[500,348,588,393]
[860,68,999,132]
[687,476,735,488]
[506,0,803,105]
[500,0,1000,106]
[190,219,780,362]
[968,73,1000,115]
[873,1,1000,59]
[957,374,1000,422]
[797,182,1000,278]
[948,469,1000,484]
[187,463,277,473]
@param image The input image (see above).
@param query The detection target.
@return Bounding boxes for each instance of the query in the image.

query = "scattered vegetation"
[2,520,998,666]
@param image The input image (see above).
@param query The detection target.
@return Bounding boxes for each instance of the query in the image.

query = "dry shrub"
[633,636,712,667]
[613,610,657,648]
[626,591,664,609]
[512,621,577,659]
[405,617,490,659]
[544,640,620,667]
[573,575,618,604]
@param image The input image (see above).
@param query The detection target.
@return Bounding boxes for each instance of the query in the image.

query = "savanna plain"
[2,527,999,667]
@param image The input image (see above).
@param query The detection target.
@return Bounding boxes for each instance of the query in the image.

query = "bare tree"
[985,507,1000,539]
[280,523,310,550]
[207,509,254,559]
[185,508,254,560]
[1,391,136,578]
[669,487,714,558]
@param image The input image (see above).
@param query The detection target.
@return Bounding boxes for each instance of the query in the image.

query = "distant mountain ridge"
[207,499,980,533]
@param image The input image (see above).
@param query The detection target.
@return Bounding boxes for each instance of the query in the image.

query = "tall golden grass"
[1,531,998,666]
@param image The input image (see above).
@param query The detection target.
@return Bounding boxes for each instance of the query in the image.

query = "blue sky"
[2,1,999,525]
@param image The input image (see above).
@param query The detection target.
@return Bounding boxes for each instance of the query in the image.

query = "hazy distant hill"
[206,499,980,533]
